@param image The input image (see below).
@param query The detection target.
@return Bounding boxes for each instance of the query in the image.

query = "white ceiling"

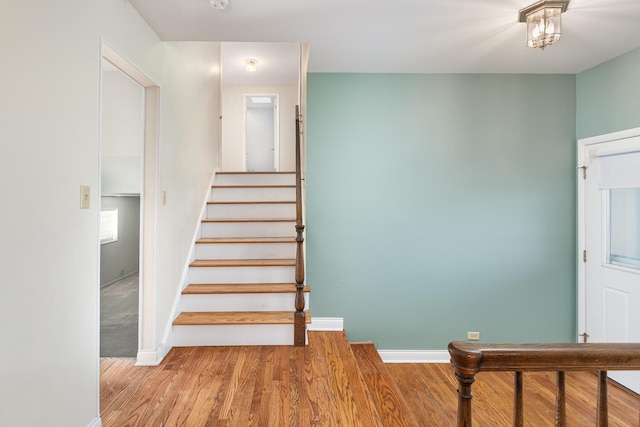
[130,0,640,75]
[221,42,300,86]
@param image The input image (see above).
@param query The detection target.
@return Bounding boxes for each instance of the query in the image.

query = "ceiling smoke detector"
[210,0,229,10]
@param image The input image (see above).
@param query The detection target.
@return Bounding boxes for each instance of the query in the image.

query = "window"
[100,208,118,244]
[607,188,640,270]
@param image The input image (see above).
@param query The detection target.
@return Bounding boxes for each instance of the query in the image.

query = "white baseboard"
[378,350,450,363]
[136,348,163,366]
[308,317,343,331]
[87,417,102,427]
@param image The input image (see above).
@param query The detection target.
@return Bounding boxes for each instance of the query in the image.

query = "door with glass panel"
[579,131,640,393]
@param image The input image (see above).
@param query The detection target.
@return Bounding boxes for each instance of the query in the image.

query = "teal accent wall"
[307,73,577,350]
[577,47,640,139]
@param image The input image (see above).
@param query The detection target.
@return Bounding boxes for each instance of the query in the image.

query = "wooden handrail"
[293,105,306,347]
[448,341,640,427]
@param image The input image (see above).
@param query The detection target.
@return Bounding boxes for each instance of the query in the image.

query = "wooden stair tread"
[351,343,421,427]
[216,171,295,175]
[190,259,295,268]
[182,283,310,294]
[208,200,295,205]
[202,218,295,223]
[196,237,296,244]
[173,310,311,325]
[212,184,295,189]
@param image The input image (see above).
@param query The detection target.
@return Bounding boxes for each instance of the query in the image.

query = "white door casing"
[578,127,640,394]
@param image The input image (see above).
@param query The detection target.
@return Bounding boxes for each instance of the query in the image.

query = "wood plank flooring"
[351,343,419,426]
[387,363,640,426]
[101,332,382,427]
[101,332,640,426]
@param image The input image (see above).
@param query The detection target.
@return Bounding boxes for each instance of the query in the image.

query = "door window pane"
[607,188,640,270]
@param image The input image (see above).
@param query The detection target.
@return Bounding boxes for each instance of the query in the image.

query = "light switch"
[162,189,167,205]
[80,185,90,209]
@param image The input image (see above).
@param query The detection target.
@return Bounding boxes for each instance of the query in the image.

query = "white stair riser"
[216,173,295,186]
[171,324,299,346]
[195,242,296,260]
[181,293,309,312]
[210,187,295,202]
[188,265,294,284]
[206,202,295,219]
[201,221,295,238]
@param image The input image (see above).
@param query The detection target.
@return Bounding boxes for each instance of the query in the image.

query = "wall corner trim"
[87,417,102,427]
[377,350,450,363]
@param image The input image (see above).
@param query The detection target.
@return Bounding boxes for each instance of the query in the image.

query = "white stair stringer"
[171,171,309,348]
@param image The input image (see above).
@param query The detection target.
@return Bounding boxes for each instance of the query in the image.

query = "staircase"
[171,171,310,347]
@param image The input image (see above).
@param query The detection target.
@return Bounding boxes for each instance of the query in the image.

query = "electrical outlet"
[467,331,480,341]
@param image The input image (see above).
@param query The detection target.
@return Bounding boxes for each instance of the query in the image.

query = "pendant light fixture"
[518,0,570,50]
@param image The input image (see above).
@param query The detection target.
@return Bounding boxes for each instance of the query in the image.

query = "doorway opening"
[99,42,160,367]
[99,59,143,357]
[245,94,279,171]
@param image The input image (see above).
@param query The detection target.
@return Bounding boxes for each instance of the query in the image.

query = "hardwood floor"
[101,332,640,426]
[101,332,382,426]
[388,364,640,426]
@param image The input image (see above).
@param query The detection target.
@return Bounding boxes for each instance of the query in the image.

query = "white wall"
[101,68,144,194]
[221,85,297,171]
[0,2,221,426]
[156,41,221,353]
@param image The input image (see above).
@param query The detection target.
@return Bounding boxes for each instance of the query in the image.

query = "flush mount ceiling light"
[244,59,258,72]
[210,0,229,10]
[518,0,569,50]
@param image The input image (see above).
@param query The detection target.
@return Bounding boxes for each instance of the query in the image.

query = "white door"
[245,94,278,171]
[578,129,640,393]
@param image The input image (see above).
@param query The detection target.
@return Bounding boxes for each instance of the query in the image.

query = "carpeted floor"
[101,273,138,357]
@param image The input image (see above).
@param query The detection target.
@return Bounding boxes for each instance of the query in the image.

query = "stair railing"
[294,105,306,346]
[448,341,640,427]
